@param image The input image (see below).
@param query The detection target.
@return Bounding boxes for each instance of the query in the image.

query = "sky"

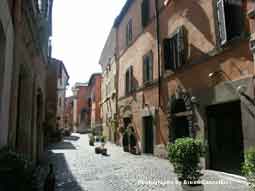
[51,0,126,96]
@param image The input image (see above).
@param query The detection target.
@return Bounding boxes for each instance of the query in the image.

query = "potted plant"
[100,136,108,156]
[168,138,204,191]
[122,129,129,152]
[242,147,255,190]
[89,134,95,146]
[95,146,102,154]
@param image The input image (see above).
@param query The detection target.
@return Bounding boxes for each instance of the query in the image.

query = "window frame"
[141,0,150,28]
[126,19,133,46]
[125,66,133,96]
[143,50,153,84]
[163,26,187,72]
[214,0,244,47]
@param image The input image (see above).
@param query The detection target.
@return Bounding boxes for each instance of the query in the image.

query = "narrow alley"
[47,134,249,191]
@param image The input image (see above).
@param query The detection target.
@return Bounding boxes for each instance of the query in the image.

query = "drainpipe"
[155,0,167,146]
[155,0,161,108]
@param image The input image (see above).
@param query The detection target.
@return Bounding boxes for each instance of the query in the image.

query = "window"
[141,0,150,27]
[125,66,133,95]
[126,19,133,46]
[164,26,187,71]
[59,97,62,107]
[143,50,153,83]
[216,0,243,46]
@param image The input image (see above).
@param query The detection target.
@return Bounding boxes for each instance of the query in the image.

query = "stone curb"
[205,170,248,185]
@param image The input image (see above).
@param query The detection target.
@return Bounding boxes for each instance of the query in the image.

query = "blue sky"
[51,0,126,96]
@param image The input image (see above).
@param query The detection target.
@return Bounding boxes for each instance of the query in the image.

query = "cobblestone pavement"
[48,134,249,191]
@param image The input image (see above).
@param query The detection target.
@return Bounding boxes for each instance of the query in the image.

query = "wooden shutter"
[164,39,175,71]
[148,51,153,81]
[129,66,133,92]
[177,26,187,68]
[126,24,129,46]
[141,0,149,27]
[128,20,133,42]
[125,70,129,95]
[216,0,227,45]
[171,35,178,70]
[143,55,147,83]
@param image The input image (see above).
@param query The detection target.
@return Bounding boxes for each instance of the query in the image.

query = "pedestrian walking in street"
[44,164,56,191]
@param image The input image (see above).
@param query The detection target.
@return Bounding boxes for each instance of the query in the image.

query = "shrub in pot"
[101,148,107,156]
[101,135,106,143]
[168,138,204,188]
[95,147,102,154]
[242,147,255,190]
[89,134,95,146]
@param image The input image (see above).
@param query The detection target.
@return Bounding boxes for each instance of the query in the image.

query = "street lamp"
[208,70,232,81]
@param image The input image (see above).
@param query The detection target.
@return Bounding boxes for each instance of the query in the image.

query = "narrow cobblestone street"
[47,134,249,191]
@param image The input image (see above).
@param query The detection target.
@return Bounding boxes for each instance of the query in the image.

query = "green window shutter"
[125,70,129,95]
[177,26,188,68]
[141,0,149,27]
[143,55,146,83]
[148,51,153,81]
[171,35,178,70]
[216,0,227,45]
[163,39,172,70]
[129,66,133,92]
[126,24,129,46]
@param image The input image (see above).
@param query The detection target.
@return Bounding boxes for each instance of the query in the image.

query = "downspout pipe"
[155,0,161,108]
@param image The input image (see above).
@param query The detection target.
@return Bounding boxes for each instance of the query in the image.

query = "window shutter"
[141,0,149,27]
[143,56,146,83]
[125,70,129,95]
[164,39,172,70]
[129,66,133,92]
[128,20,133,42]
[177,26,187,68]
[216,0,227,45]
[126,24,129,46]
[149,51,153,81]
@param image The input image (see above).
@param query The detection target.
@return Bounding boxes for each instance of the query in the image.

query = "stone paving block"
[47,134,249,191]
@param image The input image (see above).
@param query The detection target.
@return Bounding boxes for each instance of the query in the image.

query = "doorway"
[123,117,131,151]
[171,98,190,141]
[143,116,154,154]
[206,101,244,174]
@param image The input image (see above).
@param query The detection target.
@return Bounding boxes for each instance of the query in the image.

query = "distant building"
[99,28,118,143]
[89,74,103,135]
[72,83,91,133]
[64,96,74,131]
[55,59,69,129]
[46,58,69,132]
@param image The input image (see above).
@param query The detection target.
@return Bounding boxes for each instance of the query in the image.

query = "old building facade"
[0,0,54,163]
[0,0,14,148]
[46,58,69,133]
[115,0,162,155]
[111,0,255,173]
[64,96,74,130]
[99,28,118,142]
[55,59,69,129]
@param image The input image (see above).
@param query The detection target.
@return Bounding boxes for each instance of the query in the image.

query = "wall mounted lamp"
[237,85,255,106]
